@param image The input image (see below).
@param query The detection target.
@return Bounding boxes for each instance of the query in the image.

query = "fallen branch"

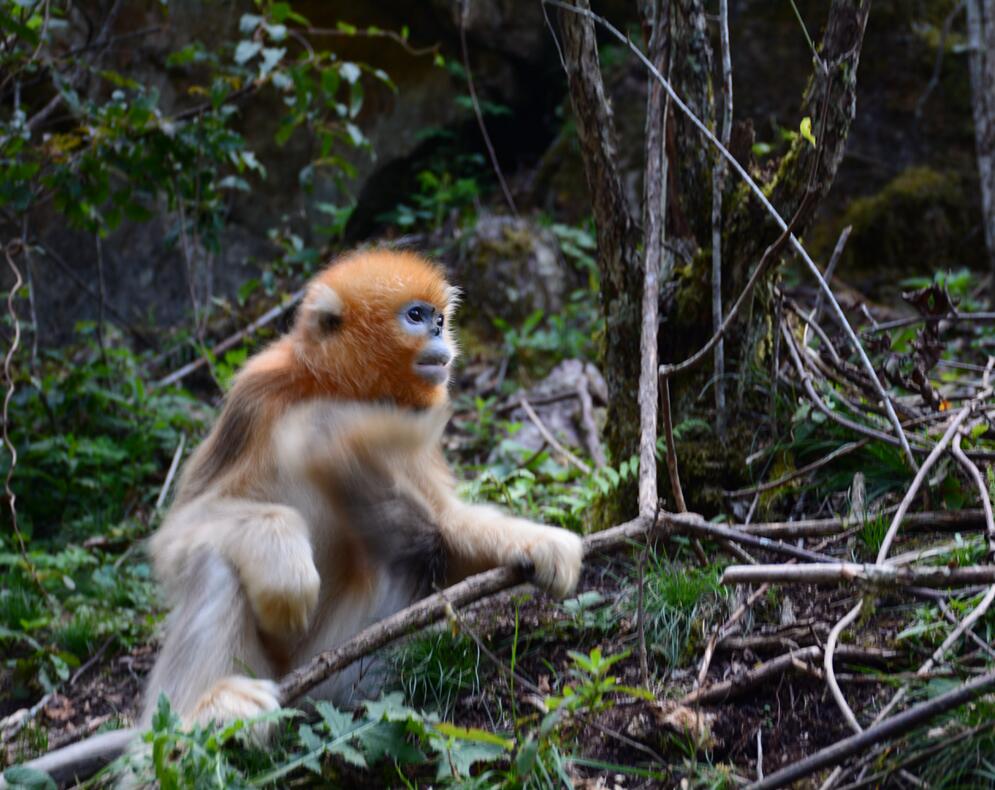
[519,397,591,474]
[681,644,898,707]
[748,667,995,789]
[722,562,995,589]
[738,509,986,539]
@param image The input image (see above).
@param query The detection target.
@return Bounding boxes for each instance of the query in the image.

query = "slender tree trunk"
[559,0,642,521]
[966,0,995,306]
[558,0,870,514]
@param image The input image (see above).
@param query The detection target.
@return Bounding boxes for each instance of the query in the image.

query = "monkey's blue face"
[399,300,453,385]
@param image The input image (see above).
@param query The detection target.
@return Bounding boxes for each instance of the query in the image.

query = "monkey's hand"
[241,529,321,636]
[517,524,584,599]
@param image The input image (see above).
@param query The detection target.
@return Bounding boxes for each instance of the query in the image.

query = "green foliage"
[0,342,201,541]
[461,433,637,533]
[0,0,393,244]
[387,630,483,717]
[119,692,527,788]
[633,554,727,667]
[544,647,652,719]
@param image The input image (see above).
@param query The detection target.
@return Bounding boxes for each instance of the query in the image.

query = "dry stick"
[875,403,979,563]
[459,0,517,216]
[780,322,923,449]
[864,310,995,334]
[154,435,186,511]
[739,509,986,539]
[726,439,869,499]
[803,225,852,349]
[721,562,995,588]
[2,242,51,606]
[747,668,995,790]
[660,380,686,512]
[519,398,591,474]
[575,378,606,468]
[952,432,995,557]
[681,645,897,707]
[153,288,305,389]
[541,0,919,471]
[711,0,733,439]
[824,601,865,735]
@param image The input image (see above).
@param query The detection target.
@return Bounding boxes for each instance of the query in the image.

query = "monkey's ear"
[301,284,344,335]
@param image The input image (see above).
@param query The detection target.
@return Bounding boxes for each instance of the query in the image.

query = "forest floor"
[3,260,995,788]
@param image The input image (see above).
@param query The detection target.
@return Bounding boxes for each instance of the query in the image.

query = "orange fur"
[140,249,582,743]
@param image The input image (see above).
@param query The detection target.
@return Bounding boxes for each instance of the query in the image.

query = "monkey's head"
[293,249,459,410]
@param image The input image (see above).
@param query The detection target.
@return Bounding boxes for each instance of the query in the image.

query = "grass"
[631,551,727,668]
[387,630,484,718]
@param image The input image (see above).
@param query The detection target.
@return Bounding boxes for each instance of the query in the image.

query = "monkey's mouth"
[415,363,450,385]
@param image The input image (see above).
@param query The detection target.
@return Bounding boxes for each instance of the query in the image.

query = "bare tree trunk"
[967,0,995,306]
[558,0,642,520]
[558,0,870,513]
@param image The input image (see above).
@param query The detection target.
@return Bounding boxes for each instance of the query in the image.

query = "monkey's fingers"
[521,528,584,599]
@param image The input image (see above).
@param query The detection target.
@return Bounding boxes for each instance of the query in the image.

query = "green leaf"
[339,62,361,84]
[800,116,816,147]
[3,766,57,789]
[432,723,514,750]
[234,40,261,64]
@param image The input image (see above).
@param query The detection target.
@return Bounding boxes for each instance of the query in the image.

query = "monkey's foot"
[521,527,584,598]
[190,676,281,743]
[244,535,321,636]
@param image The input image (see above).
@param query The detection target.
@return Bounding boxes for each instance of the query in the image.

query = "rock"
[812,167,983,297]
[497,359,606,461]
[453,212,580,328]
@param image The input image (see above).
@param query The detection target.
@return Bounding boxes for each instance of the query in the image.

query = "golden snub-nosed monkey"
[142,249,584,730]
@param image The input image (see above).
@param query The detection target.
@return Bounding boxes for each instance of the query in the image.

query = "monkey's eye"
[407,306,425,323]
[435,315,444,329]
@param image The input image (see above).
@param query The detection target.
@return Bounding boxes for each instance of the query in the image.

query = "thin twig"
[459,0,517,215]
[519,398,591,474]
[876,404,979,563]
[153,289,305,389]
[575,377,606,468]
[682,644,896,707]
[726,439,869,499]
[711,0,733,439]
[952,431,995,558]
[660,379,686,511]
[155,435,186,511]
[748,667,995,790]
[824,601,865,734]
[915,0,967,118]
[803,224,852,348]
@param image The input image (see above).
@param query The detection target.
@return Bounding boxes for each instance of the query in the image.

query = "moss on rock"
[814,166,982,290]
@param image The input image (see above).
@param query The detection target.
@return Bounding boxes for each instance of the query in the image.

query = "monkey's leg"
[141,547,279,729]
[438,503,583,598]
[153,498,321,638]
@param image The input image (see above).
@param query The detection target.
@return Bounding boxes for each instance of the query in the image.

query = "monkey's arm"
[151,497,320,637]
[435,499,583,597]
[412,452,582,597]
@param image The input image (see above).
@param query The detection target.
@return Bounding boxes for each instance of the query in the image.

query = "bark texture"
[558,0,642,515]
[966,0,995,306]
